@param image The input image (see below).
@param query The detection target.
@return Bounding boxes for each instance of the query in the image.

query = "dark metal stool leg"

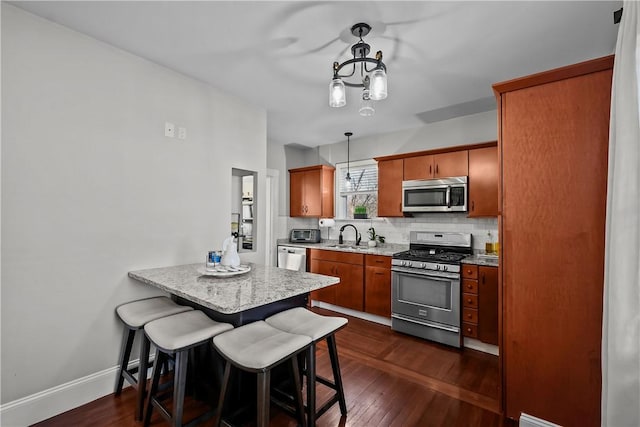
[213,362,231,427]
[144,350,165,427]
[306,343,317,426]
[291,357,307,427]
[257,370,271,427]
[135,334,151,420]
[172,350,188,427]
[114,327,136,395]
[327,335,347,415]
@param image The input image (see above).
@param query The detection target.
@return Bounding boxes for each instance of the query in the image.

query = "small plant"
[354,205,367,219]
[368,227,385,243]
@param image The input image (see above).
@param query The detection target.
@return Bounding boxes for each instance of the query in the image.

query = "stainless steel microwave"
[402,176,468,213]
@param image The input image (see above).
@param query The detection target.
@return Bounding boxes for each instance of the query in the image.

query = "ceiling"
[11,1,621,147]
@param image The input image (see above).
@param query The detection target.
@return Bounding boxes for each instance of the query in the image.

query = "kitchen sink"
[323,244,371,251]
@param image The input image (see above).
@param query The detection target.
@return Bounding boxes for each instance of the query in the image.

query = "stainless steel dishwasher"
[277,245,307,272]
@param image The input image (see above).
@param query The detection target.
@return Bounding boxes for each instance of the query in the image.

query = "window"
[335,159,378,219]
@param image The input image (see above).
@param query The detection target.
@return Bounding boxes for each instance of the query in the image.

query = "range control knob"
[442,265,448,271]
[436,265,441,271]
[419,263,425,269]
[402,261,408,267]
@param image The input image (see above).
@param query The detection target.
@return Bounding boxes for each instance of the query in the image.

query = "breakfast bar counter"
[128,262,340,325]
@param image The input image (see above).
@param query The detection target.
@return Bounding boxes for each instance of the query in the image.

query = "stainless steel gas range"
[391,231,472,348]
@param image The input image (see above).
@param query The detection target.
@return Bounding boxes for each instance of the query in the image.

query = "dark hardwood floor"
[33,308,501,427]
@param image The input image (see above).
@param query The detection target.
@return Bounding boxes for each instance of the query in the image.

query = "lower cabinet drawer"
[463,323,478,338]
[463,308,478,324]
[463,293,478,309]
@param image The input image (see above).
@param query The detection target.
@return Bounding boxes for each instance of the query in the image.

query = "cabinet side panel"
[502,69,611,425]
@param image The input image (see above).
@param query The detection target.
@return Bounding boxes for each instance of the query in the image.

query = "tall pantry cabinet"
[493,56,613,426]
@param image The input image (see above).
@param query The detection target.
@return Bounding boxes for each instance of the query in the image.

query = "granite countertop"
[461,254,499,267]
[128,263,339,314]
[277,239,408,257]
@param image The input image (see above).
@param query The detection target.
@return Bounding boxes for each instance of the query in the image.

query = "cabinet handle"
[435,164,439,175]
[375,272,384,276]
[467,327,472,333]
[467,314,472,319]
[429,164,432,175]
[471,201,475,211]
[466,284,472,289]
[467,298,472,304]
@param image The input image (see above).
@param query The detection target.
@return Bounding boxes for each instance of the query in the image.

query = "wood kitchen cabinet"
[461,264,498,345]
[309,249,364,311]
[494,56,612,426]
[289,165,334,217]
[403,150,469,180]
[364,254,391,317]
[468,145,498,217]
[376,158,404,217]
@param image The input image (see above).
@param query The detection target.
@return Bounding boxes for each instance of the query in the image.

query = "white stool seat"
[265,307,347,340]
[213,321,311,370]
[116,296,192,328]
[145,310,233,352]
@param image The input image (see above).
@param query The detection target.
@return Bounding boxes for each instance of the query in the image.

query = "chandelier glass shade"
[329,23,388,110]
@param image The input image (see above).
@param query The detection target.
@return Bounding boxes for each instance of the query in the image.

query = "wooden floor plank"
[32,308,501,427]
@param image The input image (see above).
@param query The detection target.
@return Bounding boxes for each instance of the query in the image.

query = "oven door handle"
[446,185,451,208]
[392,314,460,333]
[391,267,459,281]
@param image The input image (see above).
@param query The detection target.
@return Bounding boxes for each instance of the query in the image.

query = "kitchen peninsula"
[128,263,339,326]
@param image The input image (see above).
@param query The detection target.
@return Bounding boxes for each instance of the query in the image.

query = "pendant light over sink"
[345,132,353,188]
[329,23,387,113]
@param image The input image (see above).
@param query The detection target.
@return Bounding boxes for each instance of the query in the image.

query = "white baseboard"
[0,358,150,427]
[463,337,500,356]
[311,300,392,326]
[520,413,561,427]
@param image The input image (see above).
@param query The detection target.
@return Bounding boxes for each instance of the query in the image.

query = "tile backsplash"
[285,214,498,251]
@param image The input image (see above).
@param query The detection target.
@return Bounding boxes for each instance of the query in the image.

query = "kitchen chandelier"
[329,23,387,116]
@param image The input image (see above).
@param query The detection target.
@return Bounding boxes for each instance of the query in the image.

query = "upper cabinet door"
[289,165,335,218]
[377,159,404,217]
[289,170,305,216]
[403,155,434,180]
[434,150,468,178]
[303,168,322,217]
[468,146,498,217]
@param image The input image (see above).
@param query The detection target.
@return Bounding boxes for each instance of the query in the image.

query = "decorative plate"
[197,265,251,277]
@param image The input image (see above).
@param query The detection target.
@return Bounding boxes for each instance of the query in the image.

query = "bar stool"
[265,307,348,425]
[114,296,193,420]
[143,310,233,427]
[212,320,311,427]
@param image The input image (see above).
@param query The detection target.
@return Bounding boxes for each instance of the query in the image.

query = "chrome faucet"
[338,224,361,246]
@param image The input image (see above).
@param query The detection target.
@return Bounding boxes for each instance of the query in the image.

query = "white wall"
[1,3,266,406]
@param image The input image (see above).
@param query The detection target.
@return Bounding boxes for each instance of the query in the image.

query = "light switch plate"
[165,122,175,138]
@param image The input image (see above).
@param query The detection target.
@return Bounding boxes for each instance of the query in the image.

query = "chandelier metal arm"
[333,57,386,87]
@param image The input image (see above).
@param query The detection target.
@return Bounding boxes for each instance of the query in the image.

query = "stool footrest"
[315,374,337,390]
[315,394,340,419]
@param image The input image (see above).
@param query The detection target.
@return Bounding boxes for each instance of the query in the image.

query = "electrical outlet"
[164,122,175,138]
[178,127,187,140]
